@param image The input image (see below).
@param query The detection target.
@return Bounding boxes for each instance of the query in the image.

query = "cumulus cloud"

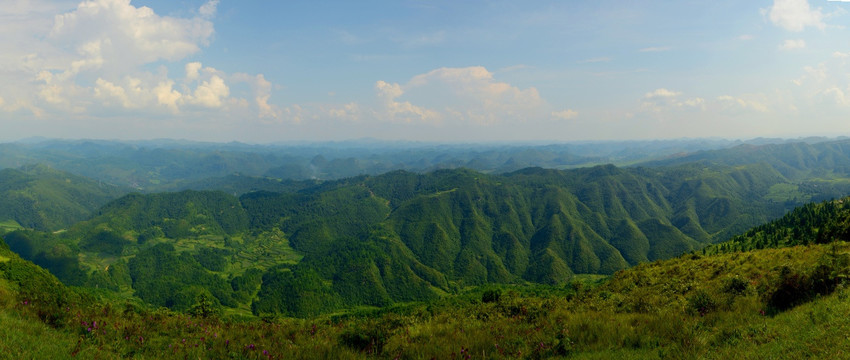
[0,0,280,126]
[188,74,229,108]
[370,66,550,126]
[767,0,825,32]
[375,80,441,124]
[50,0,215,69]
[780,39,806,50]
[186,62,203,80]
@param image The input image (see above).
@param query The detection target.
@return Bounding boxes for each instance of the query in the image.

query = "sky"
[2,0,850,143]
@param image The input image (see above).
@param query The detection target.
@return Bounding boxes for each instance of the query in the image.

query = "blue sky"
[2,0,850,143]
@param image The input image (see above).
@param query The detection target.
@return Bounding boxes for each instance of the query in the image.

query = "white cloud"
[187,74,229,108]
[0,1,280,129]
[199,0,219,18]
[405,66,545,125]
[323,102,362,122]
[50,0,215,69]
[154,80,181,112]
[375,80,441,124]
[716,95,769,112]
[186,62,203,80]
[767,0,825,32]
[232,73,282,119]
[552,109,579,120]
[823,87,850,105]
[640,88,708,113]
[684,98,705,108]
[94,78,132,107]
[780,39,806,50]
[368,66,550,126]
[644,88,681,98]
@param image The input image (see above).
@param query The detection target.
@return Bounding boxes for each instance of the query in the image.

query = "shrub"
[765,267,812,312]
[482,289,501,303]
[686,289,717,316]
[722,276,749,295]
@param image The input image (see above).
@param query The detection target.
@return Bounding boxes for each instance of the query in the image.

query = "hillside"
[0,165,126,231]
[705,195,850,254]
[3,222,850,358]
[8,157,850,318]
[642,140,850,182]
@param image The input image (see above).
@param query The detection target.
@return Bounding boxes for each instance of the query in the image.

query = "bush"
[722,276,749,295]
[482,289,501,303]
[686,289,717,316]
[766,267,811,311]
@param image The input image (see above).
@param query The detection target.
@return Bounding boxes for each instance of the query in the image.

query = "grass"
[0,220,22,234]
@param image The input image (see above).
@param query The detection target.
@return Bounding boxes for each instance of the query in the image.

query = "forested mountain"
[0,165,126,231]
[5,138,850,318]
[3,206,850,358]
[642,140,850,181]
[6,149,850,317]
[706,196,850,253]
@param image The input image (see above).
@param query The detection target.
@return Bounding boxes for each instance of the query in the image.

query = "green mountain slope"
[706,195,850,253]
[0,165,125,231]
[8,153,850,317]
[643,139,850,181]
[3,219,850,359]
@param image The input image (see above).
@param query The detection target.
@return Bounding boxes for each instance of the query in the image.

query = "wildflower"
[87,327,92,332]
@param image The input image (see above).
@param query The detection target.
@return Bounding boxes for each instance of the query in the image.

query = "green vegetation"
[0,165,125,231]
[8,138,850,356]
[9,153,850,318]
[4,219,850,358]
[706,196,850,253]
